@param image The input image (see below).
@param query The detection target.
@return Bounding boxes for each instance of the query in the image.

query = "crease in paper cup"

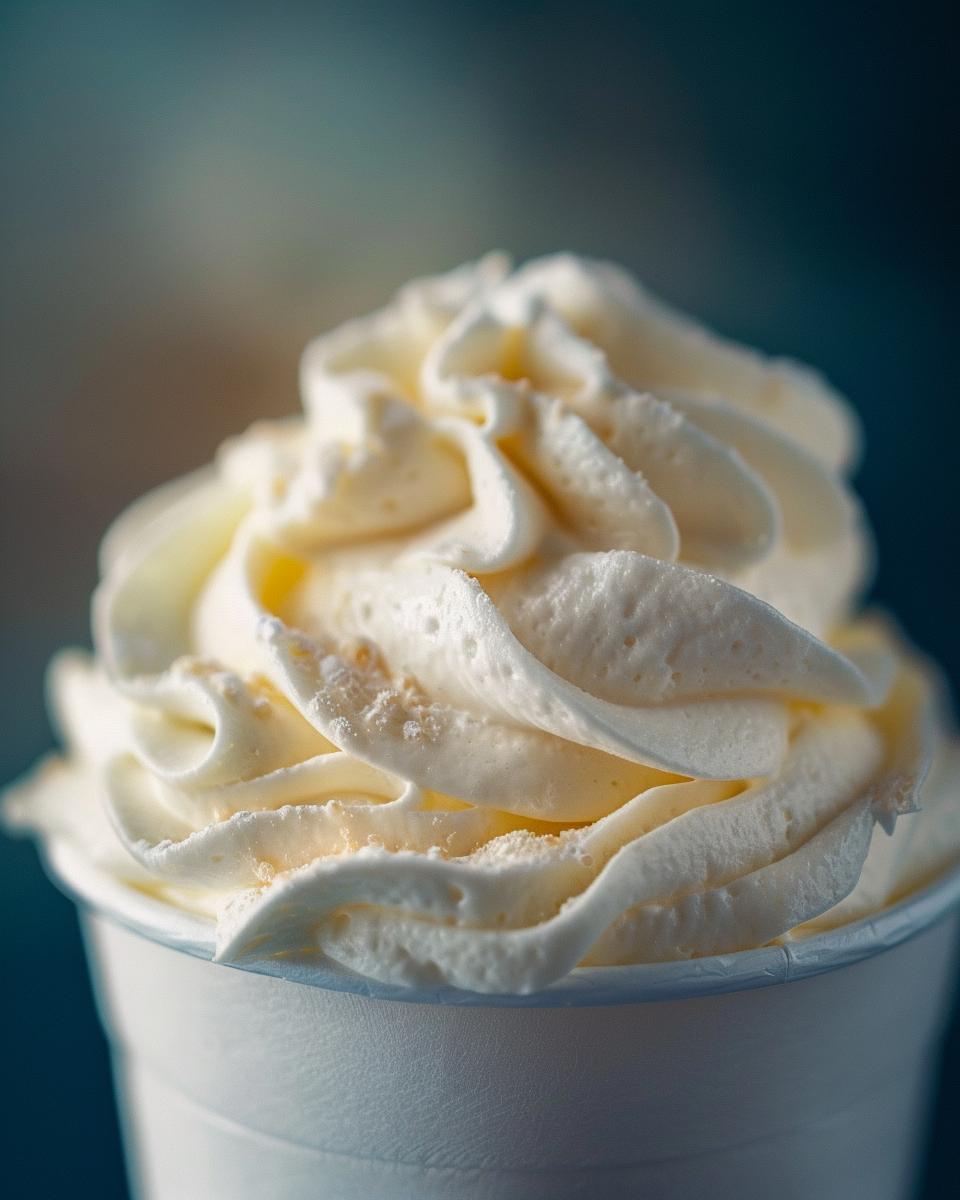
[42,834,960,1005]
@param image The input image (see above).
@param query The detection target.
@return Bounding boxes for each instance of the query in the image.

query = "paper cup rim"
[44,835,960,1008]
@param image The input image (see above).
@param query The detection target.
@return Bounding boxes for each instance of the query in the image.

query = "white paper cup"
[49,848,959,1200]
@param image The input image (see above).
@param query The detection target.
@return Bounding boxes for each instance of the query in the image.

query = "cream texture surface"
[6,254,960,993]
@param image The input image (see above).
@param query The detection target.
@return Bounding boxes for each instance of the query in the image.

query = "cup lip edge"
[44,835,960,1009]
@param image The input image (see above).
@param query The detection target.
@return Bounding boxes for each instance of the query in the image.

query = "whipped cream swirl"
[7,254,950,993]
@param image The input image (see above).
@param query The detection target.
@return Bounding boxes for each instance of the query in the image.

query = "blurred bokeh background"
[1,1,957,1194]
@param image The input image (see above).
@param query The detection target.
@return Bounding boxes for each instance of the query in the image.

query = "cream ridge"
[6,253,959,994]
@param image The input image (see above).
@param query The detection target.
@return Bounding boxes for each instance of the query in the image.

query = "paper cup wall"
[71,867,960,1200]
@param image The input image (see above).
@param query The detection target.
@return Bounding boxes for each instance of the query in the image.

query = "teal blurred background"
[1,1,957,1194]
